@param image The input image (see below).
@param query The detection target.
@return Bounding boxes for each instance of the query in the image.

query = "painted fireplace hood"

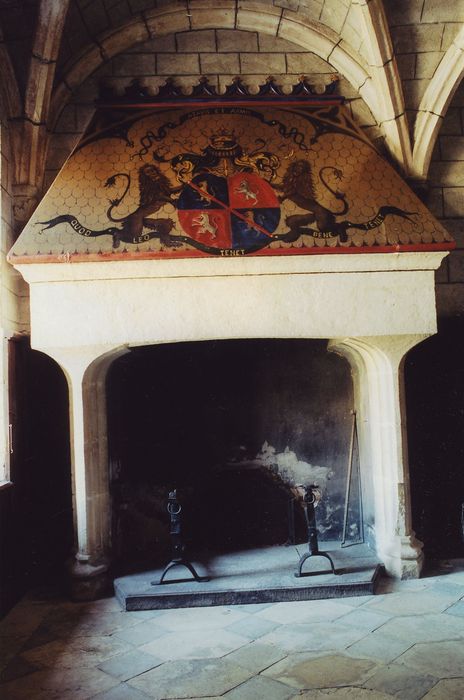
[9,86,454,265]
[7,87,455,589]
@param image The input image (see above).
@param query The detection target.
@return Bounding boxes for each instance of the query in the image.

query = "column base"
[380,534,425,579]
[67,555,110,601]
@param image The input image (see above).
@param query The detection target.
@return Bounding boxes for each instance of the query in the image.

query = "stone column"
[329,334,428,579]
[47,346,128,600]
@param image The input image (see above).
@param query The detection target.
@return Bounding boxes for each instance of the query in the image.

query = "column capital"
[329,334,431,370]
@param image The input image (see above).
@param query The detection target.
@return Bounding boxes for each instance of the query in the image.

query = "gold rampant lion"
[105,164,182,248]
[273,160,349,239]
[272,159,418,243]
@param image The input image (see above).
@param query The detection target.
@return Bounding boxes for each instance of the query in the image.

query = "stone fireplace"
[11,250,450,594]
[8,82,454,598]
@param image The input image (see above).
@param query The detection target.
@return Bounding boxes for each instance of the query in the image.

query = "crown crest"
[209,129,238,150]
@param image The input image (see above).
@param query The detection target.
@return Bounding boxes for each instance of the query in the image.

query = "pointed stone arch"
[24,0,70,125]
[413,25,464,179]
[9,0,70,226]
[49,10,374,136]
[352,0,412,172]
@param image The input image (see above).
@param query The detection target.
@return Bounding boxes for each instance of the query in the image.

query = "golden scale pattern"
[12,107,452,257]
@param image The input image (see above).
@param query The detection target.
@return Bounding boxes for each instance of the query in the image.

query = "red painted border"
[97,99,343,110]
[8,242,455,265]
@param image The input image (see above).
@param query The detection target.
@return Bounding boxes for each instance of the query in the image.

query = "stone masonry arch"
[50,10,371,135]
[413,25,464,179]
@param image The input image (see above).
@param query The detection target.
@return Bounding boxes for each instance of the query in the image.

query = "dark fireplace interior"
[107,339,364,575]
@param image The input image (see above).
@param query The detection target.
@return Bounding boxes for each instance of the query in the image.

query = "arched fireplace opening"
[107,339,366,577]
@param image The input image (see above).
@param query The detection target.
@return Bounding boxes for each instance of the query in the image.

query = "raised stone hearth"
[115,543,382,610]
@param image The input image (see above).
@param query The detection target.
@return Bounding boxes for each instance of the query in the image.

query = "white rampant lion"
[235,179,258,205]
[192,212,218,239]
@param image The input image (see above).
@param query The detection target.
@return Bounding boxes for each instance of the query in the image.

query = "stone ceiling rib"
[24,0,70,124]
[7,0,70,229]
[351,0,412,173]
[413,25,464,179]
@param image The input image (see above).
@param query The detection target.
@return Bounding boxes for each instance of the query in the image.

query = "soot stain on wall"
[107,339,357,572]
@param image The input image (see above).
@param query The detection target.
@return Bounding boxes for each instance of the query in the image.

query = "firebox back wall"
[106,339,366,570]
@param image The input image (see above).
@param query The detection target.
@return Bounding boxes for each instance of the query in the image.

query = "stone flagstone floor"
[1,561,464,699]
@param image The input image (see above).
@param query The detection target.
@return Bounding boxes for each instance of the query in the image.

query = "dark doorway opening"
[406,317,464,559]
[1,339,72,615]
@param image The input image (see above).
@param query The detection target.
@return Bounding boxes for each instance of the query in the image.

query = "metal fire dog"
[153,489,209,585]
[295,484,336,577]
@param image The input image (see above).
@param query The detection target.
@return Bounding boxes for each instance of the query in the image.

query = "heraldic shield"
[177,172,281,252]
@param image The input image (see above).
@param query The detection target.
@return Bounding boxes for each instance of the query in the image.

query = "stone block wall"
[384,0,464,129]
[428,82,464,317]
[55,0,357,72]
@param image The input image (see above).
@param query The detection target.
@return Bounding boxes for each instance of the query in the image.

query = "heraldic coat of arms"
[33,104,434,258]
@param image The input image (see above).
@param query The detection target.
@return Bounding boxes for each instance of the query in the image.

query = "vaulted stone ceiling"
[0,0,463,229]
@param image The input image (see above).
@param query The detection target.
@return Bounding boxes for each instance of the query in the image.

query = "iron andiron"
[152,489,210,585]
[295,484,337,577]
